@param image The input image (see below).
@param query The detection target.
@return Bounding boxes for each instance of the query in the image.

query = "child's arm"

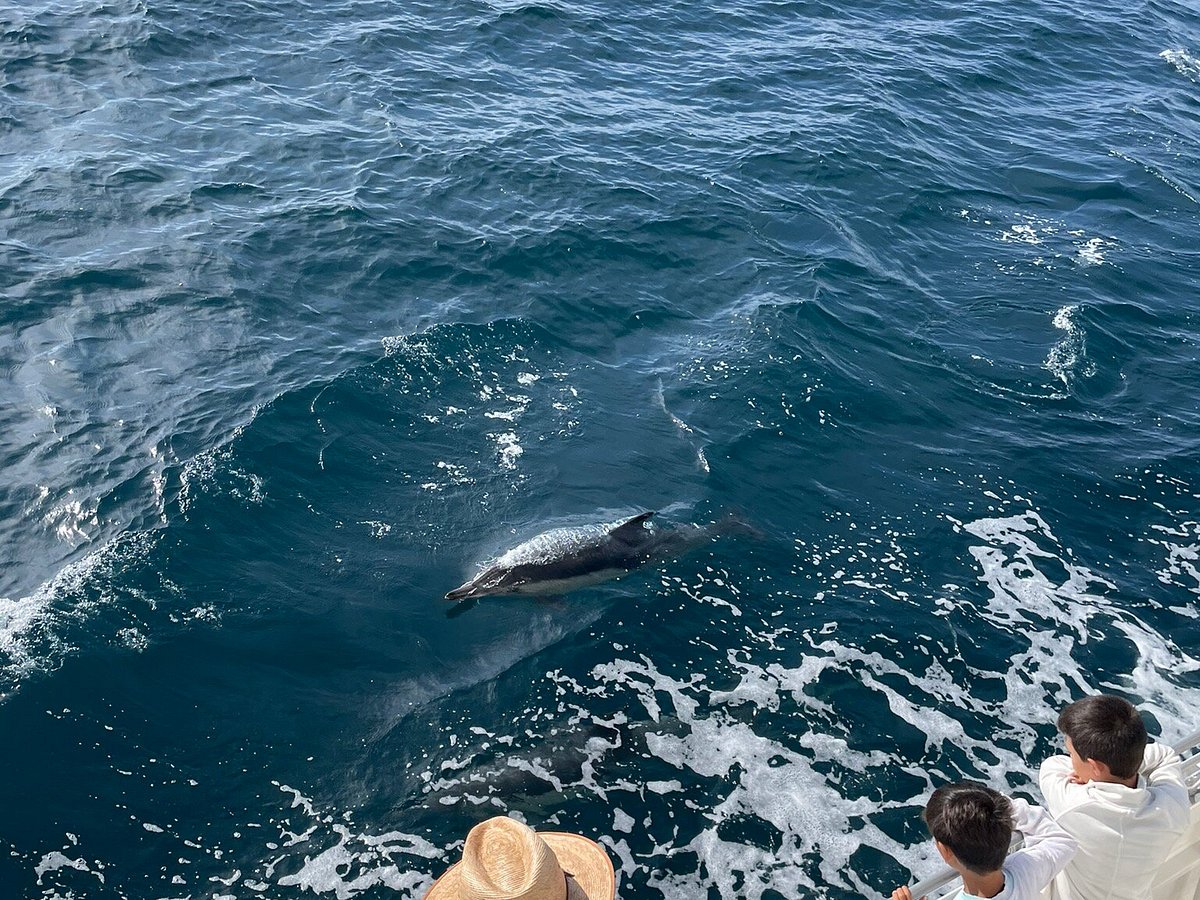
[1038,754,1085,815]
[1006,797,1077,887]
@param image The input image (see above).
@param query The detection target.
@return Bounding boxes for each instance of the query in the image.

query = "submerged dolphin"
[445,511,742,613]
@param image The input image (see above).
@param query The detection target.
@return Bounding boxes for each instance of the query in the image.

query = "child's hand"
[891,888,913,900]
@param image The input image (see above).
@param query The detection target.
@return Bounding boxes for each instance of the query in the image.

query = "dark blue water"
[3,1,1199,897]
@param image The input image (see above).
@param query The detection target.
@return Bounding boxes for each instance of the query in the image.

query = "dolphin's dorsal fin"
[610,511,655,542]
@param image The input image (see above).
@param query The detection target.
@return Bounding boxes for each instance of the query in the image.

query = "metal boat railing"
[905,729,1200,900]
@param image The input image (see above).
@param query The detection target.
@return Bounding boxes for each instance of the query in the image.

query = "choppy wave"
[0,530,161,697]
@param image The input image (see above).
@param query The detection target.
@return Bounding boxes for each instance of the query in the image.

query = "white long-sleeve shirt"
[1038,742,1190,900]
[948,798,1078,900]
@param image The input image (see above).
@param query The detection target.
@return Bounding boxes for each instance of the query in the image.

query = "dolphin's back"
[496,513,656,577]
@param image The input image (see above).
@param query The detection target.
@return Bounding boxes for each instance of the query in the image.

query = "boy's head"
[1057,694,1147,781]
[922,781,1013,875]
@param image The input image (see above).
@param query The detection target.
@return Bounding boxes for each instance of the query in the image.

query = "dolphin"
[444,511,745,614]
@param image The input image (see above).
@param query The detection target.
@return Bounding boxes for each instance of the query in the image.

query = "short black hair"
[922,782,1013,875]
[1057,694,1147,779]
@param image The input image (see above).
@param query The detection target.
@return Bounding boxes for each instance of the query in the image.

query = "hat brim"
[425,832,614,900]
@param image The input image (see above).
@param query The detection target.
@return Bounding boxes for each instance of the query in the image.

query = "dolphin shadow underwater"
[444,510,758,618]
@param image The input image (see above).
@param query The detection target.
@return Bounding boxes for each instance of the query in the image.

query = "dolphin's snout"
[446,564,510,603]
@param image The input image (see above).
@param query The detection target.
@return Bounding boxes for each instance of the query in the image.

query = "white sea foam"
[214,784,441,899]
[33,839,107,889]
[34,851,97,885]
[613,809,634,833]
[1076,237,1109,266]
[1044,305,1095,387]
[0,530,157,695]
[178,424,265,513]
[492,431,523,469]
[381,334,581,485]
[589,654,922,897]
[958,508,1115,634]
[359,520,393,539]
[955,507,1200,740]
[986,213,1116,272]
[1149,520,1200,594]
[1161,49,1200,83]
[275,823,433,900]
[1000,223,1044,245]
[43,495,100,545]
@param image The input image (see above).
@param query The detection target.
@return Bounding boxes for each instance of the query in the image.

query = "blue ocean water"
[2,0,1199,896]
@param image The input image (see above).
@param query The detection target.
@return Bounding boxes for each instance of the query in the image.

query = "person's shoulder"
[1140,743,1190,813]
[1143,780,1192,823]
[1141,741,1183,771]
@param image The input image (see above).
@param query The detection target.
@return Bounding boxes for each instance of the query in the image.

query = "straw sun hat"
[425,816,615,900]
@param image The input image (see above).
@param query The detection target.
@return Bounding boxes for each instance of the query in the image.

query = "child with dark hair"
[892,781,1076,900]
[1040,694,1189,900]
